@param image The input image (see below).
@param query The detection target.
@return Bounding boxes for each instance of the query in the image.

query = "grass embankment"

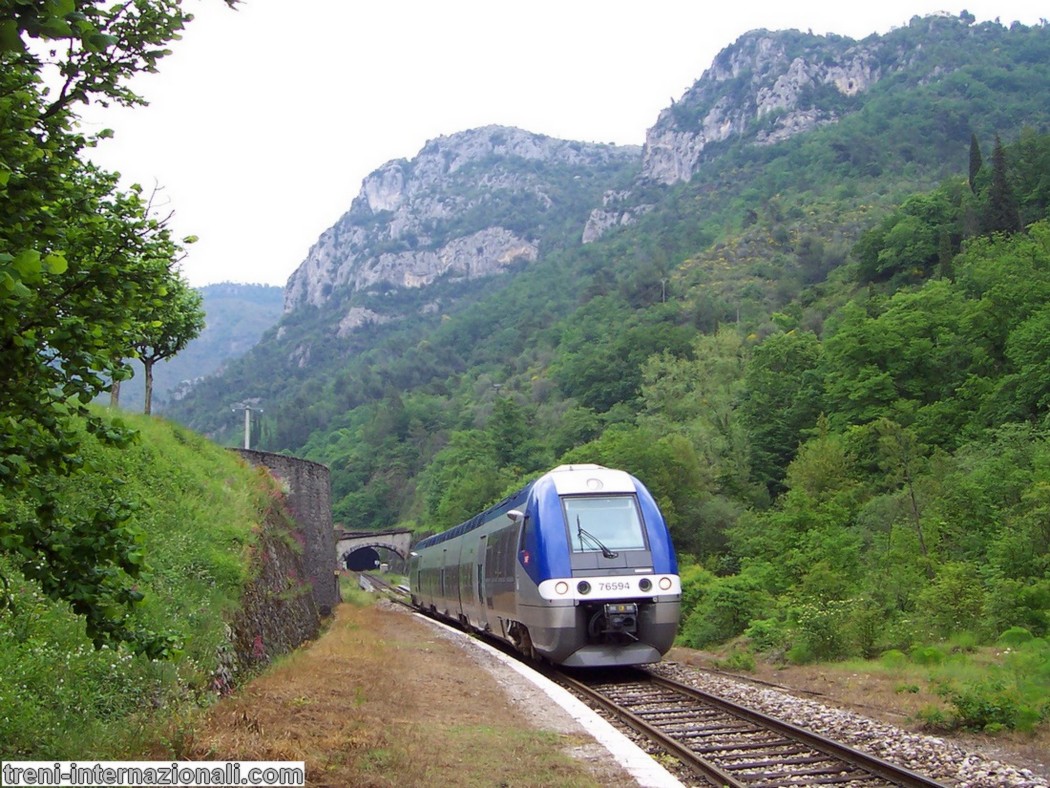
[0,411,273,758]
[174,578,623,787]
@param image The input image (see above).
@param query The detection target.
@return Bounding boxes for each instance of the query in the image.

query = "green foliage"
[678,567,772,649]
[880,649,908,669]
[1,0,203,653]
[741,330,824,494]
[910,645,947,666]
[0,411,270,758]
[676,560,716,624]
[551,298,695,413]
[934,679,1040,732]
[712,649,756,672]
[920,564,985,639]
[998,627,1035,647]
[130,275,205,414]
[788,598,857,662]
[743,617,788,652]
[855,186,967,283]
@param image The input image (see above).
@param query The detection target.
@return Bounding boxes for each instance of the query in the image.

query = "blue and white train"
[409,464,681,667]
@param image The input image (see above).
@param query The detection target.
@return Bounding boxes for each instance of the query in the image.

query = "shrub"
[846,596,888,658]
[678,571,769,649]
[790,599,855,661]
[1003,638,1050,687]
[714,650,756,672]
[983,578,1050,638]
[915,562,984,638]
[677,562,717,624]
[880,649,908,669]
[916,705,952,730]
[744,617,788,652]
[0,412,270,758]
[910,644,947,666]
[947,631,979,653]
[998,627,1035,647]
[937,680,1031,732]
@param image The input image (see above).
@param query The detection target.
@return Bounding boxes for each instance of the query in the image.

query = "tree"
[983,135,1022,235]
[741,330,824,495]
[0,0,216,655]
[133,275,205,414]
[874,419,933,572]
[968,132,983,193]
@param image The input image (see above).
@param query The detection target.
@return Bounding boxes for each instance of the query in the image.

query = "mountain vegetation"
[5,1,1048,748]
[169,14,1050,711]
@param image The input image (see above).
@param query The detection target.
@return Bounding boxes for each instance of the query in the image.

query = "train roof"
[412,464,637,552]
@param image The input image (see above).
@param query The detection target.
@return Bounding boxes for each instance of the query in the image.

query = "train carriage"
[409,464,681,667]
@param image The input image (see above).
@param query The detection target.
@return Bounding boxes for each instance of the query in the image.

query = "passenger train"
[409,464,681,667]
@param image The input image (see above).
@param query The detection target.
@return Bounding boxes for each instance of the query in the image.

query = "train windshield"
[563,495,646,553]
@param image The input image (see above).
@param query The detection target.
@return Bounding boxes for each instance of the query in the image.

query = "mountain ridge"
[168,12,1050,462]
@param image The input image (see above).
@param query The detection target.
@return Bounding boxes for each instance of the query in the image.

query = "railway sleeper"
[689,739,801,754]
[722,754,850,770]
[669,721,767,736]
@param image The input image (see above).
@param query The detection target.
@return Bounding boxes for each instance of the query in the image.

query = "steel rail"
[555,670,747,787]
[554,669,950,788]
[645,672,948,787]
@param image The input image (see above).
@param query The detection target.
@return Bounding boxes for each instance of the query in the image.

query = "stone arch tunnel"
[336,529,412,571]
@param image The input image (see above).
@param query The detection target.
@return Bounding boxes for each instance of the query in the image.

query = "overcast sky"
[80,1,1046,289]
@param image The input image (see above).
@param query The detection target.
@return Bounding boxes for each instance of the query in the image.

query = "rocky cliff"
[284,126,640,313]
[585,12,994,240]
[282,13,1013,307]
[640,29,882,186]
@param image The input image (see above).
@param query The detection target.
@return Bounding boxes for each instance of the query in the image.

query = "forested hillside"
[170,13,1050,715]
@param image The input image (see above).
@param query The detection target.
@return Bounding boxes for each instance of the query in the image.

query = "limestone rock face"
[283,126,639,313]
[641,30,882,186]
[582,191,654,243]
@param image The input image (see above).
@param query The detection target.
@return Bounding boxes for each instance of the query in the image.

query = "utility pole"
[231,401,263,450]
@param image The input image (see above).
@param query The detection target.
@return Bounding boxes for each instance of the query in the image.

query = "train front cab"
[516,466,681,667]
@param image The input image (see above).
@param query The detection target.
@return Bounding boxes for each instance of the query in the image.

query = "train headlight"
[555,581,569,596]
[577,580,591,595]
[658,577,673,591]
[639,578,652,592]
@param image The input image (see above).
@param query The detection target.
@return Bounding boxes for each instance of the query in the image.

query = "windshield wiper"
[577,516,619,559]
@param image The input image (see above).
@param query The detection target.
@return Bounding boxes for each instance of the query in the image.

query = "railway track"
[364,574,951,786]
[358,572,410,600]
[553,668,949,788]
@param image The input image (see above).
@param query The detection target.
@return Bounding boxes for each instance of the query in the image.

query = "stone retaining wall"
[235,450,339,614]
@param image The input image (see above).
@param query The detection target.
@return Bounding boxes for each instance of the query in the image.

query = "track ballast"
[553,668,949,787]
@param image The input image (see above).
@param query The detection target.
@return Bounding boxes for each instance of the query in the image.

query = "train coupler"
[601,602,638,635]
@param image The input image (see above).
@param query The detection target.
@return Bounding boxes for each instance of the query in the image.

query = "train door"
[476,533,489,631]
[458,538,474,624]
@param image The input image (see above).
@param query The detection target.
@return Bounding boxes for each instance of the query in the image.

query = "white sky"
[80,1,1047,288]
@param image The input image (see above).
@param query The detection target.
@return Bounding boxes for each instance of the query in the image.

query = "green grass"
[843,635,1050,733]
[0,410,276,759]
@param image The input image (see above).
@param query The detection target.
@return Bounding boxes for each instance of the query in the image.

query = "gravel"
[650,661,1049,788]
[399,602,1047,788]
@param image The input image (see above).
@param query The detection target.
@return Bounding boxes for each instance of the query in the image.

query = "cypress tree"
[968,132,983,193]
[983,135,1022,234]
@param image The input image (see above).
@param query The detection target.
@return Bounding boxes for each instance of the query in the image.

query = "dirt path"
[160,600,639,787]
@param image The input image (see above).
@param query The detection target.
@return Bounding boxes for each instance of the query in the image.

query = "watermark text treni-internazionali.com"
[1,761,305,787]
